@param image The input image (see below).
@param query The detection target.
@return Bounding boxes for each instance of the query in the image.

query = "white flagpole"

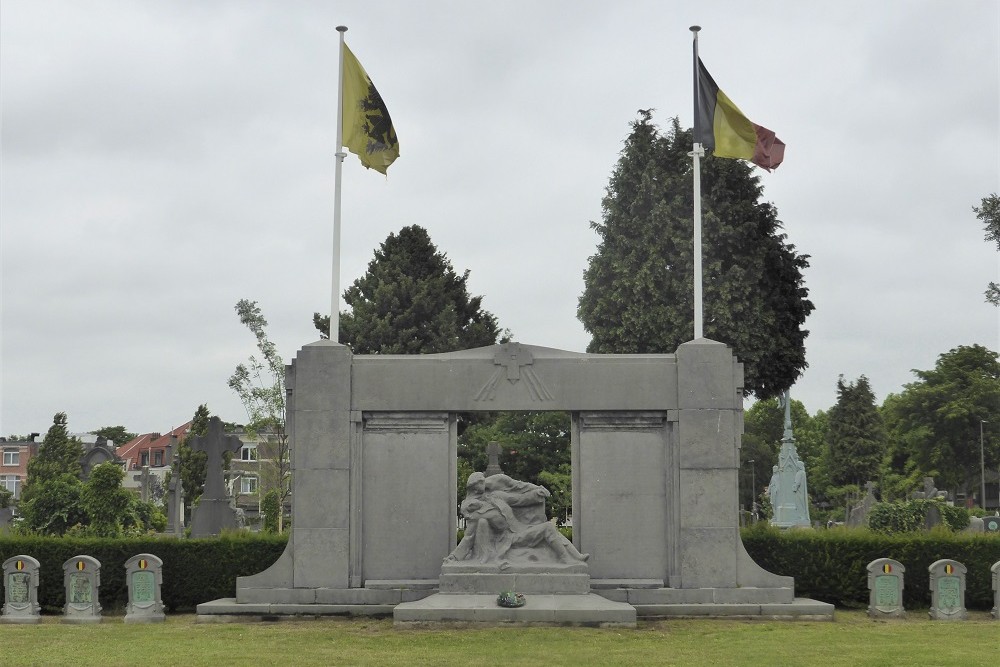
[690,25,704,340]
[331,25,348,342]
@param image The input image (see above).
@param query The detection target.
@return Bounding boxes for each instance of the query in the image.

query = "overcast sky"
[2,1,998,438]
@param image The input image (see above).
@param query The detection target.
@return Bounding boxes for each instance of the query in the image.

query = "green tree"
[882,344,1000,497]
[18,413,87,534]
[228,300,290,531]
[825,376,887,488]
[25,412,83,482]
[577,112,813,399]
[178,404,211,514]
[313,225,504,352]
[92,425,137,447]
[81,462,134,537]
[975,193,1000,305]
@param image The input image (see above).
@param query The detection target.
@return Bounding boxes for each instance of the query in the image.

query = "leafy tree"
[975,193,1000,305]
[260,489,280,533]
[81,462,134,536]
[17,474,87,535]
[178,404,211,514]
[577,112,813,398]
[313,225,504,352]
[25,412,83,482]
[92,425,137,447]
[0,486,13,509]
[825,376,887,488]
[882,344,1000,496]
[229,300,290,531]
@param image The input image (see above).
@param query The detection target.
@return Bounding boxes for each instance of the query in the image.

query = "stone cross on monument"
[494,343,531,382]
[188,417,243,537]
[484,441,503,477]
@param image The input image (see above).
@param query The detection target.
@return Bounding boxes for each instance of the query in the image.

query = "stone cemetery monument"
[769,390,811,528]
[847,482,877,528]
[124,553,165,623]
[133,465,153,502]
[984,514,1000,533]
[189,417,242,537]
[197,339,833,622]
[2,555,41,624]
[0,506,13,534]
[991,560,999,620]
[63,555,102,623]
[866,558,905,619]
[928,559,967,621]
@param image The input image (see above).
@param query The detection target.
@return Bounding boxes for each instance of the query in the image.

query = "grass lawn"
[0,610,996,666]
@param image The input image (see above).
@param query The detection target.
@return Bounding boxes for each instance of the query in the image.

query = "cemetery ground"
[0,611,996,666]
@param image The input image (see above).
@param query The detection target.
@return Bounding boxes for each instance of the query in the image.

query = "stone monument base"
[394,593,636,627]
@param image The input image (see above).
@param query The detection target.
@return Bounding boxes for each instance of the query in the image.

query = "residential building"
[0,436,37,501]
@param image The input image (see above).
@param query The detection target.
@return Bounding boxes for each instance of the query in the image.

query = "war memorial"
[197,338,835,624]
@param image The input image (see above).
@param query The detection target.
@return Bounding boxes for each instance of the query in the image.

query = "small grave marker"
[63,555,102,623]
[866,558,905,618]
[991,560,999,621]
[125,553,165,623]
[2,555,41,624]
[928,559,967,621]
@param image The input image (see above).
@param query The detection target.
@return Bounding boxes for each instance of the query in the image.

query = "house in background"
[0,434,39,502]
[117,422,190,501]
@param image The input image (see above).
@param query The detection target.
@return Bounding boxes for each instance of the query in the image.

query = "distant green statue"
[770,390,811,528]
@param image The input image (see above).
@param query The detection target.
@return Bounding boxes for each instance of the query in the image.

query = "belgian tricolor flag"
[694,57,785,171]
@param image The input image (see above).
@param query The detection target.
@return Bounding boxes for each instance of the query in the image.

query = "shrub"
[741,524,1000,609]
[867,499,970,534]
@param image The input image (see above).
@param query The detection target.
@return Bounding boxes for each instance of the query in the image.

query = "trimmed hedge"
[741,524,1000,610]
[0,533,288,613]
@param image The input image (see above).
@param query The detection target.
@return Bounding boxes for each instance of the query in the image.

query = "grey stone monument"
[133,466,152,503]
[62,555,102,623]
[484,441,504,478]
[124,553,165,623]
[983,514,1000,533]
[769,390,811,528]
[2,555,41,624]
[847,482,877,528]
[0,507,13,534]
[197,339,833,622]
[991,560,999,620]
[189,417,242,537]
[866,558,905,618]
[167,452,184,535]
[928,559,967,621]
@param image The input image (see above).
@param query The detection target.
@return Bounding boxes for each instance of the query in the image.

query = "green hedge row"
[741,525,1000,610]
[0,533,288,613]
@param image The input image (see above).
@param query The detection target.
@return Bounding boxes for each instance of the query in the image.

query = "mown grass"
[0,610,996,666]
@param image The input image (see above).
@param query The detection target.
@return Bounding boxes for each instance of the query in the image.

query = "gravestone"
[769,390,811,528]
[991,561,999,620]
[0,507,13,534]
[847,482,877,528]
[1,555,41,623]
[124,553,165,623]
[133,466,152,503]
[866,558,905,618]
[63,555,102,623]
[188,417,242,537]
[928,559,967,621]
[984,515,1000,533]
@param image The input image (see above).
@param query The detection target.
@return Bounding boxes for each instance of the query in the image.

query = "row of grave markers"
[868,558,1000,620]
[1,554,164,624]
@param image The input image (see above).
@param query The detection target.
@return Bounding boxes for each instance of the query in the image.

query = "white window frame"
[240,444,258,461]
[153,450,164,467]
[2,449,18,466]
[240,475,258,495]
[140,451,149,467]
[0,474,19,497]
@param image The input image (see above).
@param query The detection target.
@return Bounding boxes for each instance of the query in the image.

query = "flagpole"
[331,25,348,343]
[690,25,704,340]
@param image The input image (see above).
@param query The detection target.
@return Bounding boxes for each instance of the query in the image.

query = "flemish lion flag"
[694,57,784,171]
[342,43,399,174]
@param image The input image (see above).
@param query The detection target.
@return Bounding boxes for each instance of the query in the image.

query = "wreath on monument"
[496,591,526,608]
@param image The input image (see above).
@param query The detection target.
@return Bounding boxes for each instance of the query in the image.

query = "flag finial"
[336,25,348,33]
[690,25,701,33]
